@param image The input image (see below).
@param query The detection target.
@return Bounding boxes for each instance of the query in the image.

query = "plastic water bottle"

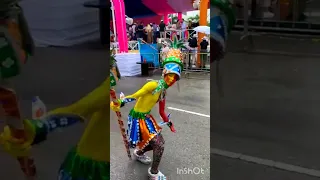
[32,96,47,120]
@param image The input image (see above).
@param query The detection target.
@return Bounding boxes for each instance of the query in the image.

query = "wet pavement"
[0,46,210,180]
[212,155,320,180]
[212,49,320,179]
[1,35,320,180]
[110,76,210,180]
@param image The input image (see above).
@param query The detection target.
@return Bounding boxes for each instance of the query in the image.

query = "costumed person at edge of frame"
[0,49,117,180]
[110,35,185,179]
[57,50,120,179]
[210,0,236,62]
[0,0,36,178]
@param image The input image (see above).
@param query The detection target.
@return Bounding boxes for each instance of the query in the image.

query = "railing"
[234,0,320,56]
[233,0,320,34]
[111,41,139,52]
[164,29,205,41]
[139,52,210,79]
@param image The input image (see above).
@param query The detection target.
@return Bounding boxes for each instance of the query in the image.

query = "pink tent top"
[142,0,195,14]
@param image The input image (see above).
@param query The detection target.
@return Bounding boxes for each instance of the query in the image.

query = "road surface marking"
[167,107,210,118]
[211,148,320,177]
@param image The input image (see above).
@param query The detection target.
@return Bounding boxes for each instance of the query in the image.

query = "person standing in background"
[200,37,209,68]
[159,20,166,38]
[187,21,193,39]
[176,20,181,40]
[181,19,187,40]
[188,34,198,68]
[152,23,158,43]
[136,22,144,39]
[132,23,136,38]
[146,23,153,44]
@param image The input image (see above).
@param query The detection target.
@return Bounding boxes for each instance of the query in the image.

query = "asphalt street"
[110,76,210,180]
[0,46,211,180]
[212,35,320,180]
[1,35,320,180]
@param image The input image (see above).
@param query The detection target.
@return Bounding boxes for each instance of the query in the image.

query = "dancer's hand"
[110,100,121,112]
[0,120,35,157]
[167,121,176,133]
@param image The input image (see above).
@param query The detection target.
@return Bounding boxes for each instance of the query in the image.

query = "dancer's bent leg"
[149,133,165,174]
[136,144,152,155]
[134,144,153,164]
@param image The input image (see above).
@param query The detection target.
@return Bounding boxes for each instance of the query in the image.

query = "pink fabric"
[163,14,169,24]
[142,0,175,15]
[177,12,182,21]
[113,0,128,53]
[167,0,194,13]
[133,15,163,24]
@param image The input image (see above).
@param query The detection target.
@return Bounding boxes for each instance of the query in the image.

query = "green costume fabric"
[59,147,110,180]
[0,0,34,79]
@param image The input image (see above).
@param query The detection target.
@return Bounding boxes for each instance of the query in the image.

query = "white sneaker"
[133,149,152,164]
[148,167,166,180]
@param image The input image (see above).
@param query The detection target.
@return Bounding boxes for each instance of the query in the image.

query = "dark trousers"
[200,49,208,68]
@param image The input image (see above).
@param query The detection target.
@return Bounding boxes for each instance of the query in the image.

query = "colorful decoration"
[1,4,111,179]
[109,47,132,159]
[109,36,183,178]
[0,3,35,178]
[110,89,132,159]
[210,0,236,62]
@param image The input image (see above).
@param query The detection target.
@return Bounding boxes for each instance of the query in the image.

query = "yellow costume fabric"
[112,81,163,150]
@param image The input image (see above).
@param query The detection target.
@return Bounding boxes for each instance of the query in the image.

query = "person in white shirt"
[132,23,136,37]
[161,43,170,62]
[181,19,187,40]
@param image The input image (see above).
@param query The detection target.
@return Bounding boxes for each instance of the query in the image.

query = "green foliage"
[168,14,178,23]
[110,48,116,69]
[166,36,186,50]
[187,14,200,22]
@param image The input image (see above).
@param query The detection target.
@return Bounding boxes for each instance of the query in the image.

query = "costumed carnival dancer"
[0,5,116,177]
[110,36,185,179]
[1,77,112,180]
[57,49,120,180]
[0,0,37,178]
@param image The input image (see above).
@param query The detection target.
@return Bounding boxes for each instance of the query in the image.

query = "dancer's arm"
[159,99,169,123]
[159,98,176,132]
[110,81,157,111]
[125,81,157,99]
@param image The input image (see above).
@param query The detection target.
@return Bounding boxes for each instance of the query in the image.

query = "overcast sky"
[184,10,210,20]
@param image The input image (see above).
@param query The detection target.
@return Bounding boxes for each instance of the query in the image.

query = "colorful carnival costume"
[56,50,120,180]
[0,1,36,178]
[1,79,111,180]
[1,7,114,178]
[210,0,235,62]
[111,36,184,179]
[57,78,111,180]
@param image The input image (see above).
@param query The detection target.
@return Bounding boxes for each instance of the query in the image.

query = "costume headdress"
[153,36,185,94]
[162,35,185,80]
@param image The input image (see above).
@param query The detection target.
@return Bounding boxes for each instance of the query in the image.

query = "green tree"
[168,14,178,23]
[187,14,200,22]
